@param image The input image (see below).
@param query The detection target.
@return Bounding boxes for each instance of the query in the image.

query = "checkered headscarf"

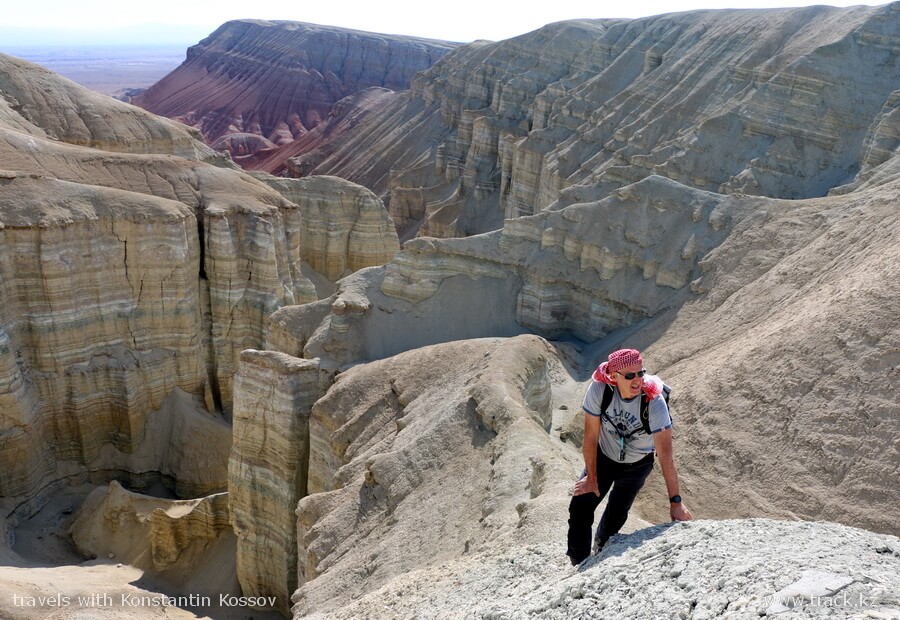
[592,348,663,399]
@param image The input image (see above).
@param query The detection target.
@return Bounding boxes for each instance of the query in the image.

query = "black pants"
[566,451,654,563]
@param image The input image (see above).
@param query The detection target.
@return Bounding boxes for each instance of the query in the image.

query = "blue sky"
[0,0,889,46]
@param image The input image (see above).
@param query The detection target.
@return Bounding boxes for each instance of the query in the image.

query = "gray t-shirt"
[582,381,672,463]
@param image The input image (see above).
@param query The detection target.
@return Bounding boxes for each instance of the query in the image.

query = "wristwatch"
[669,495,682,504]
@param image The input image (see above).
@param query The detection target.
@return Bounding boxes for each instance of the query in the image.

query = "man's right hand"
[574,477,600,496]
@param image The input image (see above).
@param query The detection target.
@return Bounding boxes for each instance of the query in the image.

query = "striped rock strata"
[220,168,899,618]
[250,87,399,177]
[0,56,399,527]
[271,175,752,366]
[0,166,307,516]
[0,130,399,417]
[226,335,575,616]
[287,5,899,238]
[1,11,898,620]
[0,176,213,513]
[229,350,334,616]
[135,20,458,162]
[290,335,568,616]
[831,88,900,194]
[257,175,400,282]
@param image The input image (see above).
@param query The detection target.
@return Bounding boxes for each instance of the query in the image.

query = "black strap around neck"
[600,384,648,438]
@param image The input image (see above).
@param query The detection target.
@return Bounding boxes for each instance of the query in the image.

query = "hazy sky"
[0,0,889,46]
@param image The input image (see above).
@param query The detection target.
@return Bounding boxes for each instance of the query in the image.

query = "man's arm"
[653,428,693,521]
[574,412,601,496]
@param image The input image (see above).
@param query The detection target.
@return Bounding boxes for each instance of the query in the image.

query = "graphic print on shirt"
[606,402,641,438]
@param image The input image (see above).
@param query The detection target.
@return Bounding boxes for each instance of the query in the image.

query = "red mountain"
[135,20,458,166]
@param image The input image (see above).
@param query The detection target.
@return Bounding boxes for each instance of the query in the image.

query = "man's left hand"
[671,503,693,521]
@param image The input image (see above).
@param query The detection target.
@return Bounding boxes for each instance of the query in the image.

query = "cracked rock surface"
[307,519,898,620]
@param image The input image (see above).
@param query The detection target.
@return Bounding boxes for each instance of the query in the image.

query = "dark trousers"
[566,451,654,563]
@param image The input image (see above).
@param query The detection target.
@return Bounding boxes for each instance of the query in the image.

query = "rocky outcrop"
[257,176,400,281]
[234,168,899,616]
[229,350,334,616]
[0,175,216,515]
[830,88,900,194]
[290,5,900,238]
[270,169,900,536]
[0,126,400,415]
[273,175,751,367]
[313,519,900,619]
[134,20,458,163]
[0,53,216,160]
[226,336,569,615]
[248,87,400,177]
[290,335,575,616]
[0,163,312,517]
[621,179,900,535]
[0,108,310,422]
[70,480,231,572]
[0,11,898,620]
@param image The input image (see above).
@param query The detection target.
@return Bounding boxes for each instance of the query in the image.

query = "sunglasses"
[616,369,647,380]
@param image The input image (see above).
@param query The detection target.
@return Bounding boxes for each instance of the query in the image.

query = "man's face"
[614,362,644,399]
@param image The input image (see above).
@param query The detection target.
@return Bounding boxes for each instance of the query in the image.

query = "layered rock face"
[831,87,900,194]
[272,175,752,367]
[134,20,458,163]
[624,180,900,535]
[0,56,399,529]
[279,335,574,615]
[258,176,400,281]
[0,130,399,416]
[229,351,334,616]
[0,163,301,512]
[0,175,214,512]
[226,169,898,618]
[290,5,899,238]
[1,9,899,620]
[226,336,575,615]
[246,87,400,177]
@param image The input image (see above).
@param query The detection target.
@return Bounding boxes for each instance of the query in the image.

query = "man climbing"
[566,348,693,565]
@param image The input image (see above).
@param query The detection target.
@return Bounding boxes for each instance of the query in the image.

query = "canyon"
[1,5,899,620]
